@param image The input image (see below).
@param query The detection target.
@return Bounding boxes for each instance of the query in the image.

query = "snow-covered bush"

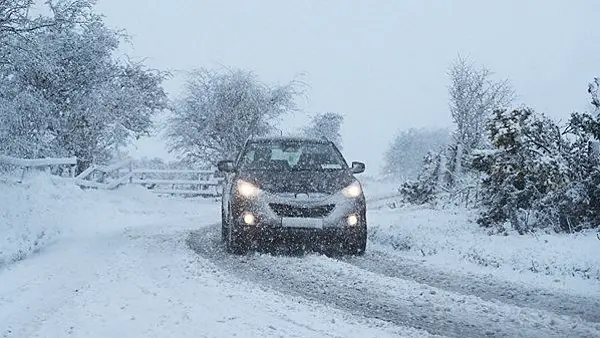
[398,68,600,234]
[474,108,567,232]
[475,106,600,233]
[399,149,452,205]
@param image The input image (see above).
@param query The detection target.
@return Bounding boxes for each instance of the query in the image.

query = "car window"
[238,141,348,171]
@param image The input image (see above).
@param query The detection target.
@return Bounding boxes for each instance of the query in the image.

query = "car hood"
[236,170,355,195]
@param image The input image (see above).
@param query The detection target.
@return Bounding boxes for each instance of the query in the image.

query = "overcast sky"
[96,0,599,172]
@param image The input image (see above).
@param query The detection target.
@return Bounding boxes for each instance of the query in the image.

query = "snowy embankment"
[348,176,600,294]
[0,173,186,268]
[368,204,600,295]
[0,174,77,267]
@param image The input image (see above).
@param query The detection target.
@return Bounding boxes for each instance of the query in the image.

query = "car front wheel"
[221,209,228,243]
[226,226,249,255]
[344,227,367,255]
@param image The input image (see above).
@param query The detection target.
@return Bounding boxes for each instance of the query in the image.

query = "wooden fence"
[0,155,77,182]
[75,161,223,197]
[130,168,222,197]
[1,155,222,198]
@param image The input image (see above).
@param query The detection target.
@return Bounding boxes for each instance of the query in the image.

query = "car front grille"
[269,203,335,218]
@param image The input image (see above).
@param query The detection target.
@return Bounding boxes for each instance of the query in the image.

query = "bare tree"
[448,55,515,174]
[166,67,303,166]
[301,112,344,149]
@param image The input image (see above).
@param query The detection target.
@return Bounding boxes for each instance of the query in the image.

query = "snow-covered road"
[1,179,599,337]
[1,215,420,337]
[189,224,600,338]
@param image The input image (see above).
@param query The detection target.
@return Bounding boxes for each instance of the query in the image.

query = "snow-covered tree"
[448,55,515,175]
[0,0,168,171]
[0,0,31,38]
[0,0,45,44]
[301,112,344,149]
[0,0,89,51]
[382,127,451,180]
[166,67,302,165]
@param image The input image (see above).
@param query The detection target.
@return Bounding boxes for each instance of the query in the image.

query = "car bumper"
[234,223,366,249]
[230,191,366,243]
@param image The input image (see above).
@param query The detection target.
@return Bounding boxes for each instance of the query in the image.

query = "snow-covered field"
[1,173,599,337]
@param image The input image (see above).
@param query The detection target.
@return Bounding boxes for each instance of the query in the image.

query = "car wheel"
[221,208,228,243]
[226,226,249,255]
[345,224,367,256]
[353,229,367,255]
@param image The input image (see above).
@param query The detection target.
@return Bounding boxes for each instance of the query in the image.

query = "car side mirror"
[350,161,365,174]
[217,160,236,173]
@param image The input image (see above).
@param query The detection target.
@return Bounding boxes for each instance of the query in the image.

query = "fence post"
[129,161,133,184]
[197,173,204,191]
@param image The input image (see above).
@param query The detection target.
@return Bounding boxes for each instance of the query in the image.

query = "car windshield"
[238,140,348,171]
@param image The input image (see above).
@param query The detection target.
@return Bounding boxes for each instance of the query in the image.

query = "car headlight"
[342,181,362,198]
[237,180,260,197]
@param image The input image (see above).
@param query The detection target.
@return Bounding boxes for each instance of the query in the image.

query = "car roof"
[248,135,330,144]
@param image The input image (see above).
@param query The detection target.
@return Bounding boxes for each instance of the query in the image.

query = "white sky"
[96,0,599,173]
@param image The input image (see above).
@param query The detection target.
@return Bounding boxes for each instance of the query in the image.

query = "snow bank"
[369,205,600,291]
[0,172,206,269]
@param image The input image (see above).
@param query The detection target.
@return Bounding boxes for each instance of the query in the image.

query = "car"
[217,136,367,255]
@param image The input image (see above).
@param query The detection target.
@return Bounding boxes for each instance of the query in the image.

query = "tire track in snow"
[187,224,600,338]
[339,249,600,323]
[360,195,600,323]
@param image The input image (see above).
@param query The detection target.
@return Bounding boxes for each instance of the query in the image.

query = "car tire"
[226,227,249,255]
[345,228,366,256]
[345,213,367,255]
[221,208,228,243]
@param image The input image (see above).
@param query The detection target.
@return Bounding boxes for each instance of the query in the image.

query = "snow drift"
[0,173,198,269]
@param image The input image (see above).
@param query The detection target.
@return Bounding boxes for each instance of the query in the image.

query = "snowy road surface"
[1,183,599,337]
[189,226,600,337]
